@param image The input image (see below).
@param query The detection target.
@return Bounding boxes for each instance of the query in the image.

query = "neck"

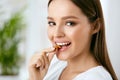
[66,52,99,73]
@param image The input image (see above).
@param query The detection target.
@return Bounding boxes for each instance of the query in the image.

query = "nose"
[53,26,65,38]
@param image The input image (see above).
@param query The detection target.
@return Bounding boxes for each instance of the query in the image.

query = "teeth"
[56,42,70,46]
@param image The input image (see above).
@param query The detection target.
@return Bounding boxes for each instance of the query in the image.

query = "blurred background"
[0,0,120,80]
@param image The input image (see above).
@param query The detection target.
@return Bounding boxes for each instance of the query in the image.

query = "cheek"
[47,28,53,41]
[70,26,91,46]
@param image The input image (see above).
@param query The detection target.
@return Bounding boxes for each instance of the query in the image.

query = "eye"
[48,21,56,26]
[66,21,76,26]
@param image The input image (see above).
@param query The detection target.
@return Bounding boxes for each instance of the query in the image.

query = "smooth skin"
[28,0,99,80]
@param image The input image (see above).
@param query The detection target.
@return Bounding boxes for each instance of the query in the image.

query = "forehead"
[48,0,85,18]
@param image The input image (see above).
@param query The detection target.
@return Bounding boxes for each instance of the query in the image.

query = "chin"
[56,54,69,61]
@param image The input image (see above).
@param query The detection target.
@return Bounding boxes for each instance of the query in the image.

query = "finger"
[40,55,45,69]
[35,58,42,68]
[42,53,49,69]
[38,56,45,70]
[41,47,56,62]
[30,47,56,70]
[48,52,55,62]
[41,47,55,55]
[29,56,40,68]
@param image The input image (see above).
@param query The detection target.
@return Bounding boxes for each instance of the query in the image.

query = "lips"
[55,42,71,51]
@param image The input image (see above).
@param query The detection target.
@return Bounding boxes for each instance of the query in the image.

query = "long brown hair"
[48,0,118,80]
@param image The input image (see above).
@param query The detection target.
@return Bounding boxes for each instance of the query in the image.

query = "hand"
[28,47,55,80]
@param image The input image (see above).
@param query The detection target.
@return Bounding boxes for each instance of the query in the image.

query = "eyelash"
[48,21,76,27]
[66,21,76,26]
[48,21,56,26]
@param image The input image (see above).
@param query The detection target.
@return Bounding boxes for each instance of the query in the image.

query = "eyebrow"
[47,16,80,20]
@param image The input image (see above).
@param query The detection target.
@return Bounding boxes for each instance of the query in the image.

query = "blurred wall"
[105,0,120,79]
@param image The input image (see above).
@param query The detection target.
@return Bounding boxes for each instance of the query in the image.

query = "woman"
[28,0,118,80]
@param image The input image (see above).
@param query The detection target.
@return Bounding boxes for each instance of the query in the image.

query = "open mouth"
[55,42,71,51]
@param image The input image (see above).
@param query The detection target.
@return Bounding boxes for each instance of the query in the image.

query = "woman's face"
[47,0,93,60]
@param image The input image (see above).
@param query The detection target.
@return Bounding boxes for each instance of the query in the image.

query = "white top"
[44,56,113,80]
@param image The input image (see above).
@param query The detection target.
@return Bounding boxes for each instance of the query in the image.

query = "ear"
[91,18,101,34]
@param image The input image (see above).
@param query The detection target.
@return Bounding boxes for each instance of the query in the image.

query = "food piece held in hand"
[54,44,61,51]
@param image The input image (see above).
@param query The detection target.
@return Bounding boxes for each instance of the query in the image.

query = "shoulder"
[85,66,113,80]
[74,66,113,80]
